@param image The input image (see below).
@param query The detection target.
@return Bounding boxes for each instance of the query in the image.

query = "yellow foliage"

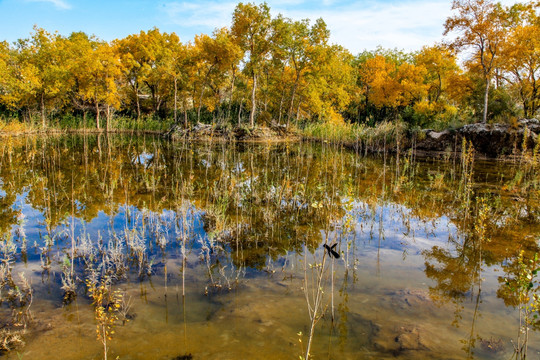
[328,108,344,124]
[359,55,427,110]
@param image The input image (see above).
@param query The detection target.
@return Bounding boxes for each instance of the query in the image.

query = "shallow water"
[0,134,539,359]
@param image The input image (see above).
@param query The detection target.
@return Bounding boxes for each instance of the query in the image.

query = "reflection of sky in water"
[9,191,207,262]
[5,188,504,293]
[9,188,467,270]
[133,152,154,167]
[350,202,458,254]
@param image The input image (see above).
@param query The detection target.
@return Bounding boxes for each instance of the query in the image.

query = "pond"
[0,134,539,359]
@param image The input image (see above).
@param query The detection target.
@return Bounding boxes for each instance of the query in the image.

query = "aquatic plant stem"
[304,248,328,360]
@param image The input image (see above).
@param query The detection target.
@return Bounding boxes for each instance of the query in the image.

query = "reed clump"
[0,236,33,353]
[301,120,407,154]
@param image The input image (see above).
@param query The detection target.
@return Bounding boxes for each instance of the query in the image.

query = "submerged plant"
[60,255,77,304]
[0,238,33,354]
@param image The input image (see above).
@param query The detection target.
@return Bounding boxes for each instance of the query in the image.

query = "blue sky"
[0,0,515,54]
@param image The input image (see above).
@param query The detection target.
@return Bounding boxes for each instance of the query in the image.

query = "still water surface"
[0,135,539,359]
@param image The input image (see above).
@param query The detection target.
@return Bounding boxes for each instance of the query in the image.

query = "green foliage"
[112,116,175,131]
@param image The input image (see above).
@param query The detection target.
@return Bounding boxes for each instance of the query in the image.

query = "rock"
[386,288,435,310]
[415,119,540,157]
[416,130,455,152]
[372,324,432,355]
[479,336,504,353]
[457,123,517,156]
[518,118,540,134]
[395,326,429,351]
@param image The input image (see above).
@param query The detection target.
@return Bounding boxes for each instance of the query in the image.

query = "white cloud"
[162,1,237,29]
[160,0,523,54]
[274,0,452,53]
[26,0,71,10]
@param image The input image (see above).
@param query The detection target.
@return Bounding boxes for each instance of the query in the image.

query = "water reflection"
[0,134,538,359]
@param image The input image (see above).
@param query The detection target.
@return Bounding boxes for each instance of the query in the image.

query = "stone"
[395,326,429,351]
[414,119,540,157]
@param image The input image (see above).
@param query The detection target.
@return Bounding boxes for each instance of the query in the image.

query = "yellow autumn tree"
[193,28,242,123]
[14,27,70,127]
[414,44,463,122]
[444,0,509,123]
[501,3,540,118]
[357,54,427,121]
[231,2,272,127]
[66,33,122,129]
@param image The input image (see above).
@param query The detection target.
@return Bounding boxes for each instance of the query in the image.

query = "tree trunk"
[135,85,141,120]
[287,72,300,128]
[238,99,243,126]
[174,77,178,123]
[530,77,538,118]
[228,71,236,121]
[198,84,205,124]
[482,77,489,123]
[519,81,529,118]
[249,73,257,128]
[296,99,302,128]
[263,70,269,112]
[183,99,188,129]
[278,88,285,124]
[106,104,111,131]
[40,93,46,128]
[436,73,442,102]
[95,102,100,130]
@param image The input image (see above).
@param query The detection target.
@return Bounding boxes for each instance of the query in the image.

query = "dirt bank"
[164,122,300,142]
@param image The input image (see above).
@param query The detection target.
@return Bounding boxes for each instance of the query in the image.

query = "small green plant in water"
[86,279,123,360]
[505,250,540,360]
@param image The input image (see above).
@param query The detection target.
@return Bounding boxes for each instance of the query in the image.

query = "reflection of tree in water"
[0,136,357,266]
[1,134,538,262]
[0,134,539,357]
[423,188,540,358]
[423,230,484,358]
[0,191,17,238]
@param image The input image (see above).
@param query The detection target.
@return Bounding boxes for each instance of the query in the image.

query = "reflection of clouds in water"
[133,152,154,167]
[236,176,258,191]
[346,201,458,254]
[11,191,44,243]
[11,200,206,260]
[233,162,245,174]
[200,159,211,168]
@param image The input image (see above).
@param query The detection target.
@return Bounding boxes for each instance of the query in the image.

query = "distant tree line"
[0,0,538,129]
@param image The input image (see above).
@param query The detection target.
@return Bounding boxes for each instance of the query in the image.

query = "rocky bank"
[414,119,540,158]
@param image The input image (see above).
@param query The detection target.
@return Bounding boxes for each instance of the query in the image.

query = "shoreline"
[1,120,539,160]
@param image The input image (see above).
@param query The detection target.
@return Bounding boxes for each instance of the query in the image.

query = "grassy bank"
[0,115,175,136]
[301,120,410,152]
